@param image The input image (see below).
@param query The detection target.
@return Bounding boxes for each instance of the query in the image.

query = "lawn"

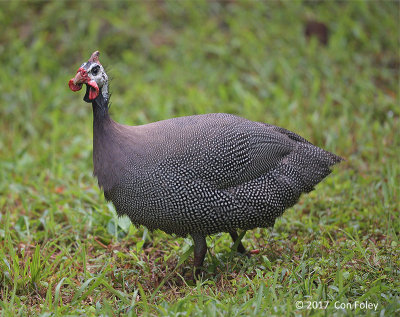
[0,1,399,316]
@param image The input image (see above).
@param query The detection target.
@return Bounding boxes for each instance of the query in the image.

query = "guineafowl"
[69,51,342,276]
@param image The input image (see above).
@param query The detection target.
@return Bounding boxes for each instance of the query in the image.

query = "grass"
[0,0,399,316]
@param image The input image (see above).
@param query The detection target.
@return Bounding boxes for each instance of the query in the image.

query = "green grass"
[0,1,399,316]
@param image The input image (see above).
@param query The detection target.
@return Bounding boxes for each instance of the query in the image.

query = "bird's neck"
[91,88,116,191]
[92,89,111,127]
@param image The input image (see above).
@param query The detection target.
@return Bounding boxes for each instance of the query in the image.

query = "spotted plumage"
[70,51,343,276]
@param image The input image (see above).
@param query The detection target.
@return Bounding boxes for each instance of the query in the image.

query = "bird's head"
[69,51,108,103]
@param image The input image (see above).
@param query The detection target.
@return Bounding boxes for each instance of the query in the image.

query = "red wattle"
[88,80,99,100]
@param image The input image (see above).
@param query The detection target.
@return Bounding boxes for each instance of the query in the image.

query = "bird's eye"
[91,66,100,75]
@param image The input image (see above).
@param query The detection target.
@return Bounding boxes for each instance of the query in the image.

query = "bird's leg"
[191,233,207,278]
[230,231,247,254]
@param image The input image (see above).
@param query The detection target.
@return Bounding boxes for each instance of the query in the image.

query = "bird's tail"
[229,143,342,228]
[274,143,343,204]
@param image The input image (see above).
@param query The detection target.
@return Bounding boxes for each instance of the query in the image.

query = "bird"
[69,51,342,276]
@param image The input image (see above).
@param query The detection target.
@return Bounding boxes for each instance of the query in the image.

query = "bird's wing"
[206,118,300,189]
[145,113,308,189]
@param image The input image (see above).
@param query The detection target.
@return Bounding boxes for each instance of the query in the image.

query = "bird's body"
[94,111,340,237]
[70,51,342,275]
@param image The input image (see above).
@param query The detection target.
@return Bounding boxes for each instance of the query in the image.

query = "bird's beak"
[69,67,99,100]
[69,67,87,91]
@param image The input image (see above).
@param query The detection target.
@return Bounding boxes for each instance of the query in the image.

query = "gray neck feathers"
[92,89,121,191]
[91,90,143,192]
